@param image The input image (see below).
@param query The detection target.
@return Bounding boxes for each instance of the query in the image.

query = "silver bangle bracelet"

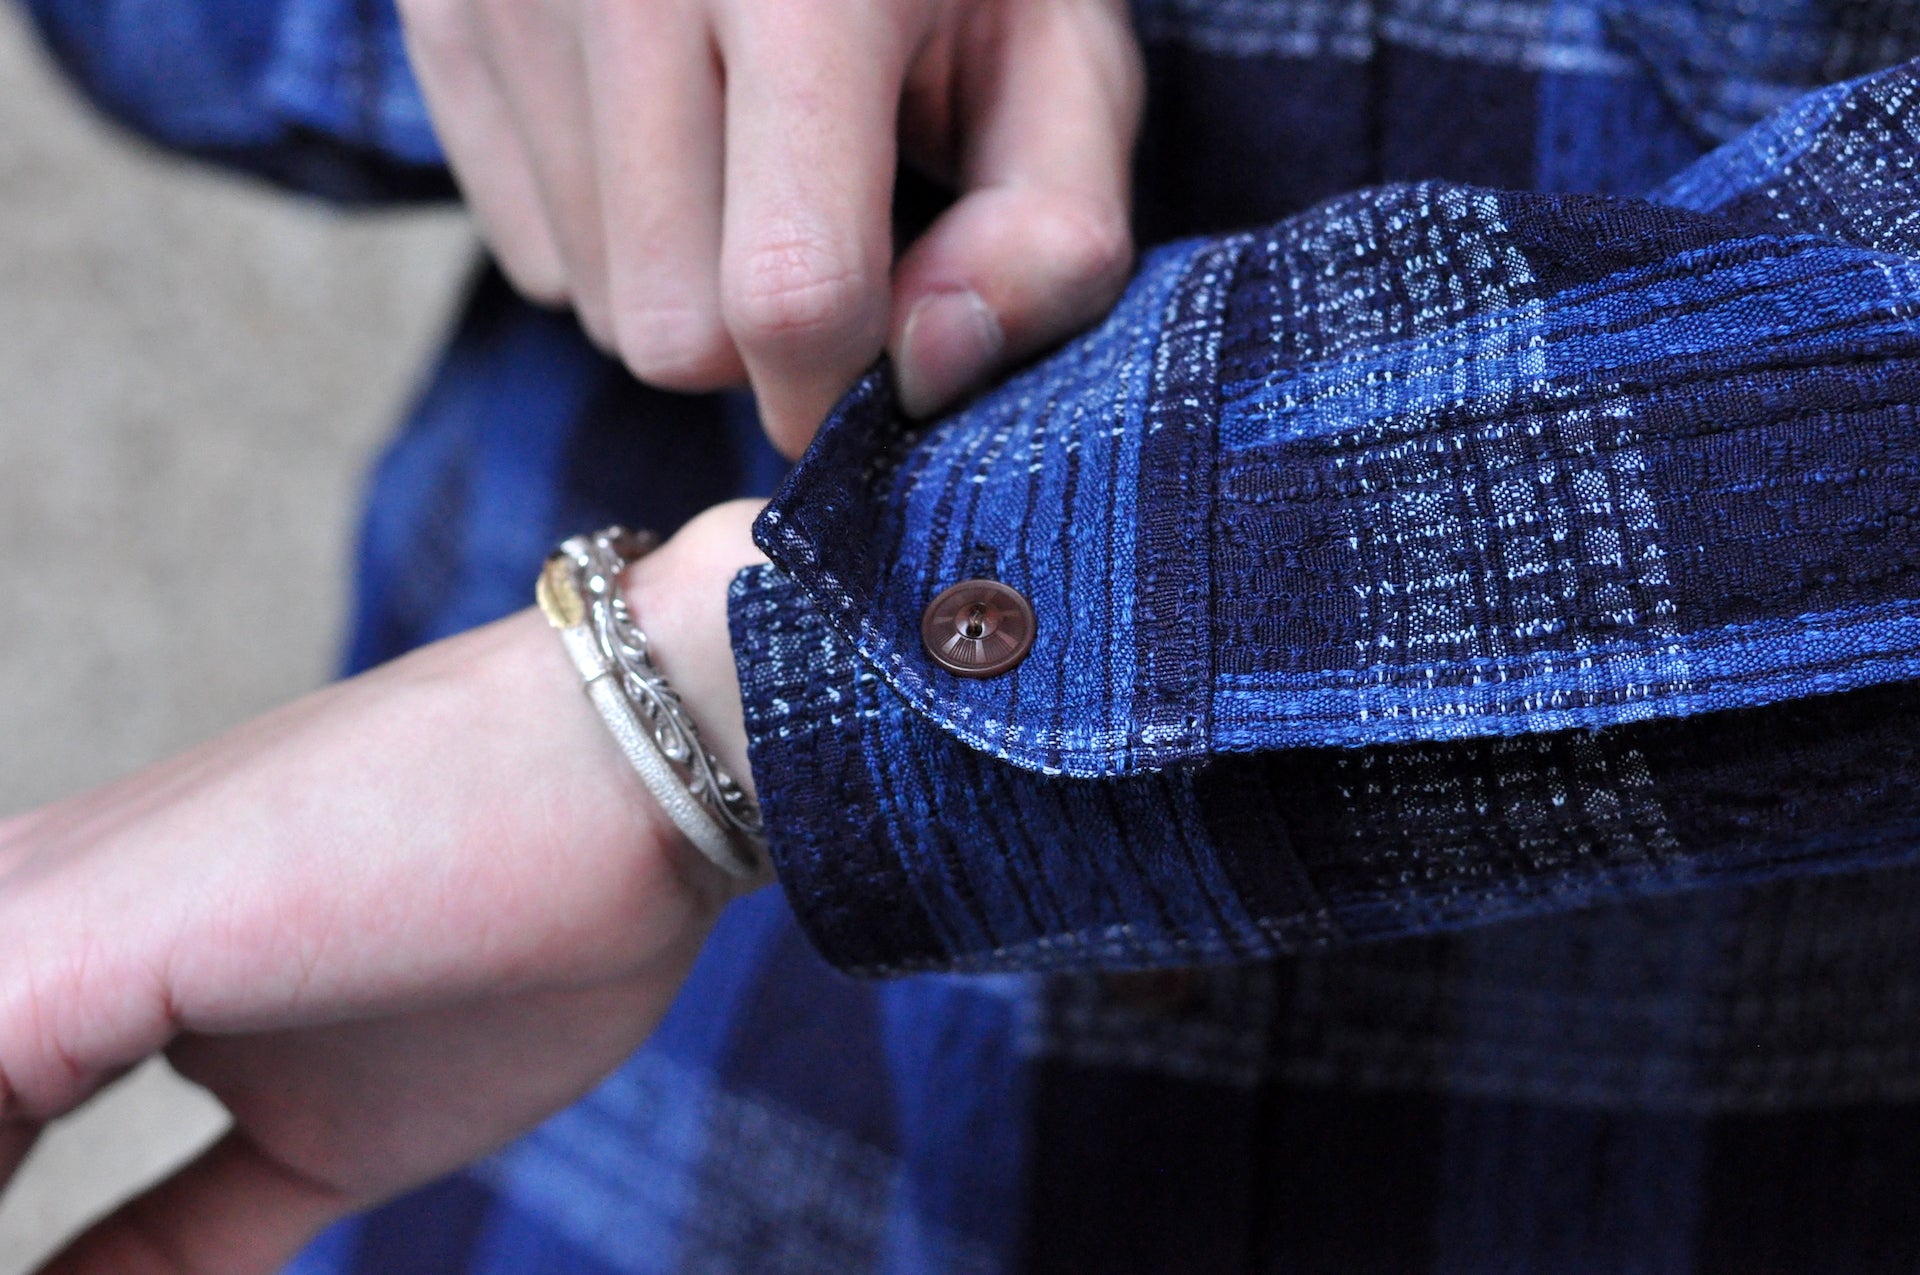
[537,527,767,880]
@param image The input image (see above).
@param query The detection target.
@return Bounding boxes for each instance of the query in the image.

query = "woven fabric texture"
[34,0,1920,1270]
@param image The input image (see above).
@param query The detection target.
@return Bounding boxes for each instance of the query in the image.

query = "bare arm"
[2,500,766,1274]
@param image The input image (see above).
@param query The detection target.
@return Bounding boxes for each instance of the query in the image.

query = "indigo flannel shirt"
[29,0,1920,1270]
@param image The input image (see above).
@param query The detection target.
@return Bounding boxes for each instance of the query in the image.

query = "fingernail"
[896,289,1004,419]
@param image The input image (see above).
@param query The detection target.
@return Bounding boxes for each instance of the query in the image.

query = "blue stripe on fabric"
[1218,235,1920,450]
[758,240,1203,778]
[326,1174,499,1274]
[1130,0,1633,75]
[1214,599,1920,748]
[1441,886,1729,1111]
[865,261,1172,762]
[718,918,903,1157]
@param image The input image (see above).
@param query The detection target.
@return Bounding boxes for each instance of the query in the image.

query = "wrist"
[505,499,771,909]
[613,500,769,803]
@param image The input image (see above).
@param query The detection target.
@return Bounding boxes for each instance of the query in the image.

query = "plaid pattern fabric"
[750,56,1920,960]
[30,0,1920,1270]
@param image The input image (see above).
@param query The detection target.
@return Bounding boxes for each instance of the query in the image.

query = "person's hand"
[398,0,1144,454]
[0,500,768,1274]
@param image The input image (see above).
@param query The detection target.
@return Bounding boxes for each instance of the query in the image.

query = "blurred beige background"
[0,5,473,1267]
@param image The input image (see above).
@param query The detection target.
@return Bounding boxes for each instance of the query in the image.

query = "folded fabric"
[737,55,1920,975]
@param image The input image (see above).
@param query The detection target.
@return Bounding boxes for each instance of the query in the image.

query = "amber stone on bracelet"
[920,579,1036,678]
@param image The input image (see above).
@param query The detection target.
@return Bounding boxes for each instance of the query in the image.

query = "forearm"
[0,500,764,1126]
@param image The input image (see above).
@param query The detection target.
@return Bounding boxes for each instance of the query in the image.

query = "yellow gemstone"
[536,556,586,628]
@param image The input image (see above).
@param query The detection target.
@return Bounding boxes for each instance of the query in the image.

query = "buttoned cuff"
[728,561,1338,976]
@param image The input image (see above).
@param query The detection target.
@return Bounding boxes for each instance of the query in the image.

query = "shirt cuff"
[730,559,1332,977]
[733,559,1920,978]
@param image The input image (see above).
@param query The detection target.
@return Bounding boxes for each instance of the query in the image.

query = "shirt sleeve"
[731,56,1920,977]
[21,0,448,201]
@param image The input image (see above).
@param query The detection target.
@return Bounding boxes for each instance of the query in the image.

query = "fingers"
[398,0,569,305]
[890,0,1143,418]
[583,0,743,390]
[717,1,910,457]
[469,0,615,342]
[401,0,1144,449]
[404,0,909,453]
[37,1132,348,1275]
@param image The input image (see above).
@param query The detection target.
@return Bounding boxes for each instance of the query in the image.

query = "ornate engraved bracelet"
[536,527,767,880]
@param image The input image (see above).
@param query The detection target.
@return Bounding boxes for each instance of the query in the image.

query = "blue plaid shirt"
[30,1,1920,1269]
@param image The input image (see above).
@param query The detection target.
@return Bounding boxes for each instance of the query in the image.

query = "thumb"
[889,0,1143,419]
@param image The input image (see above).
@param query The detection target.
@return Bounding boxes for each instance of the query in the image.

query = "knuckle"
[724,236,874,346]
[614,309,740,391]
[622,328,733,387]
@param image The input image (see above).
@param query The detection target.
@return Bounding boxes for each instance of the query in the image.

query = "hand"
[398,0,1144,454]
[0,500,768,1273]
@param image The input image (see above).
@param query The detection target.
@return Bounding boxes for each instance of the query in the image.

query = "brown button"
[921,579,1036,677]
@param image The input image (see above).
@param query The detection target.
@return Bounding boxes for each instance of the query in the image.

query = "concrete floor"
[0,8,473,1267]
